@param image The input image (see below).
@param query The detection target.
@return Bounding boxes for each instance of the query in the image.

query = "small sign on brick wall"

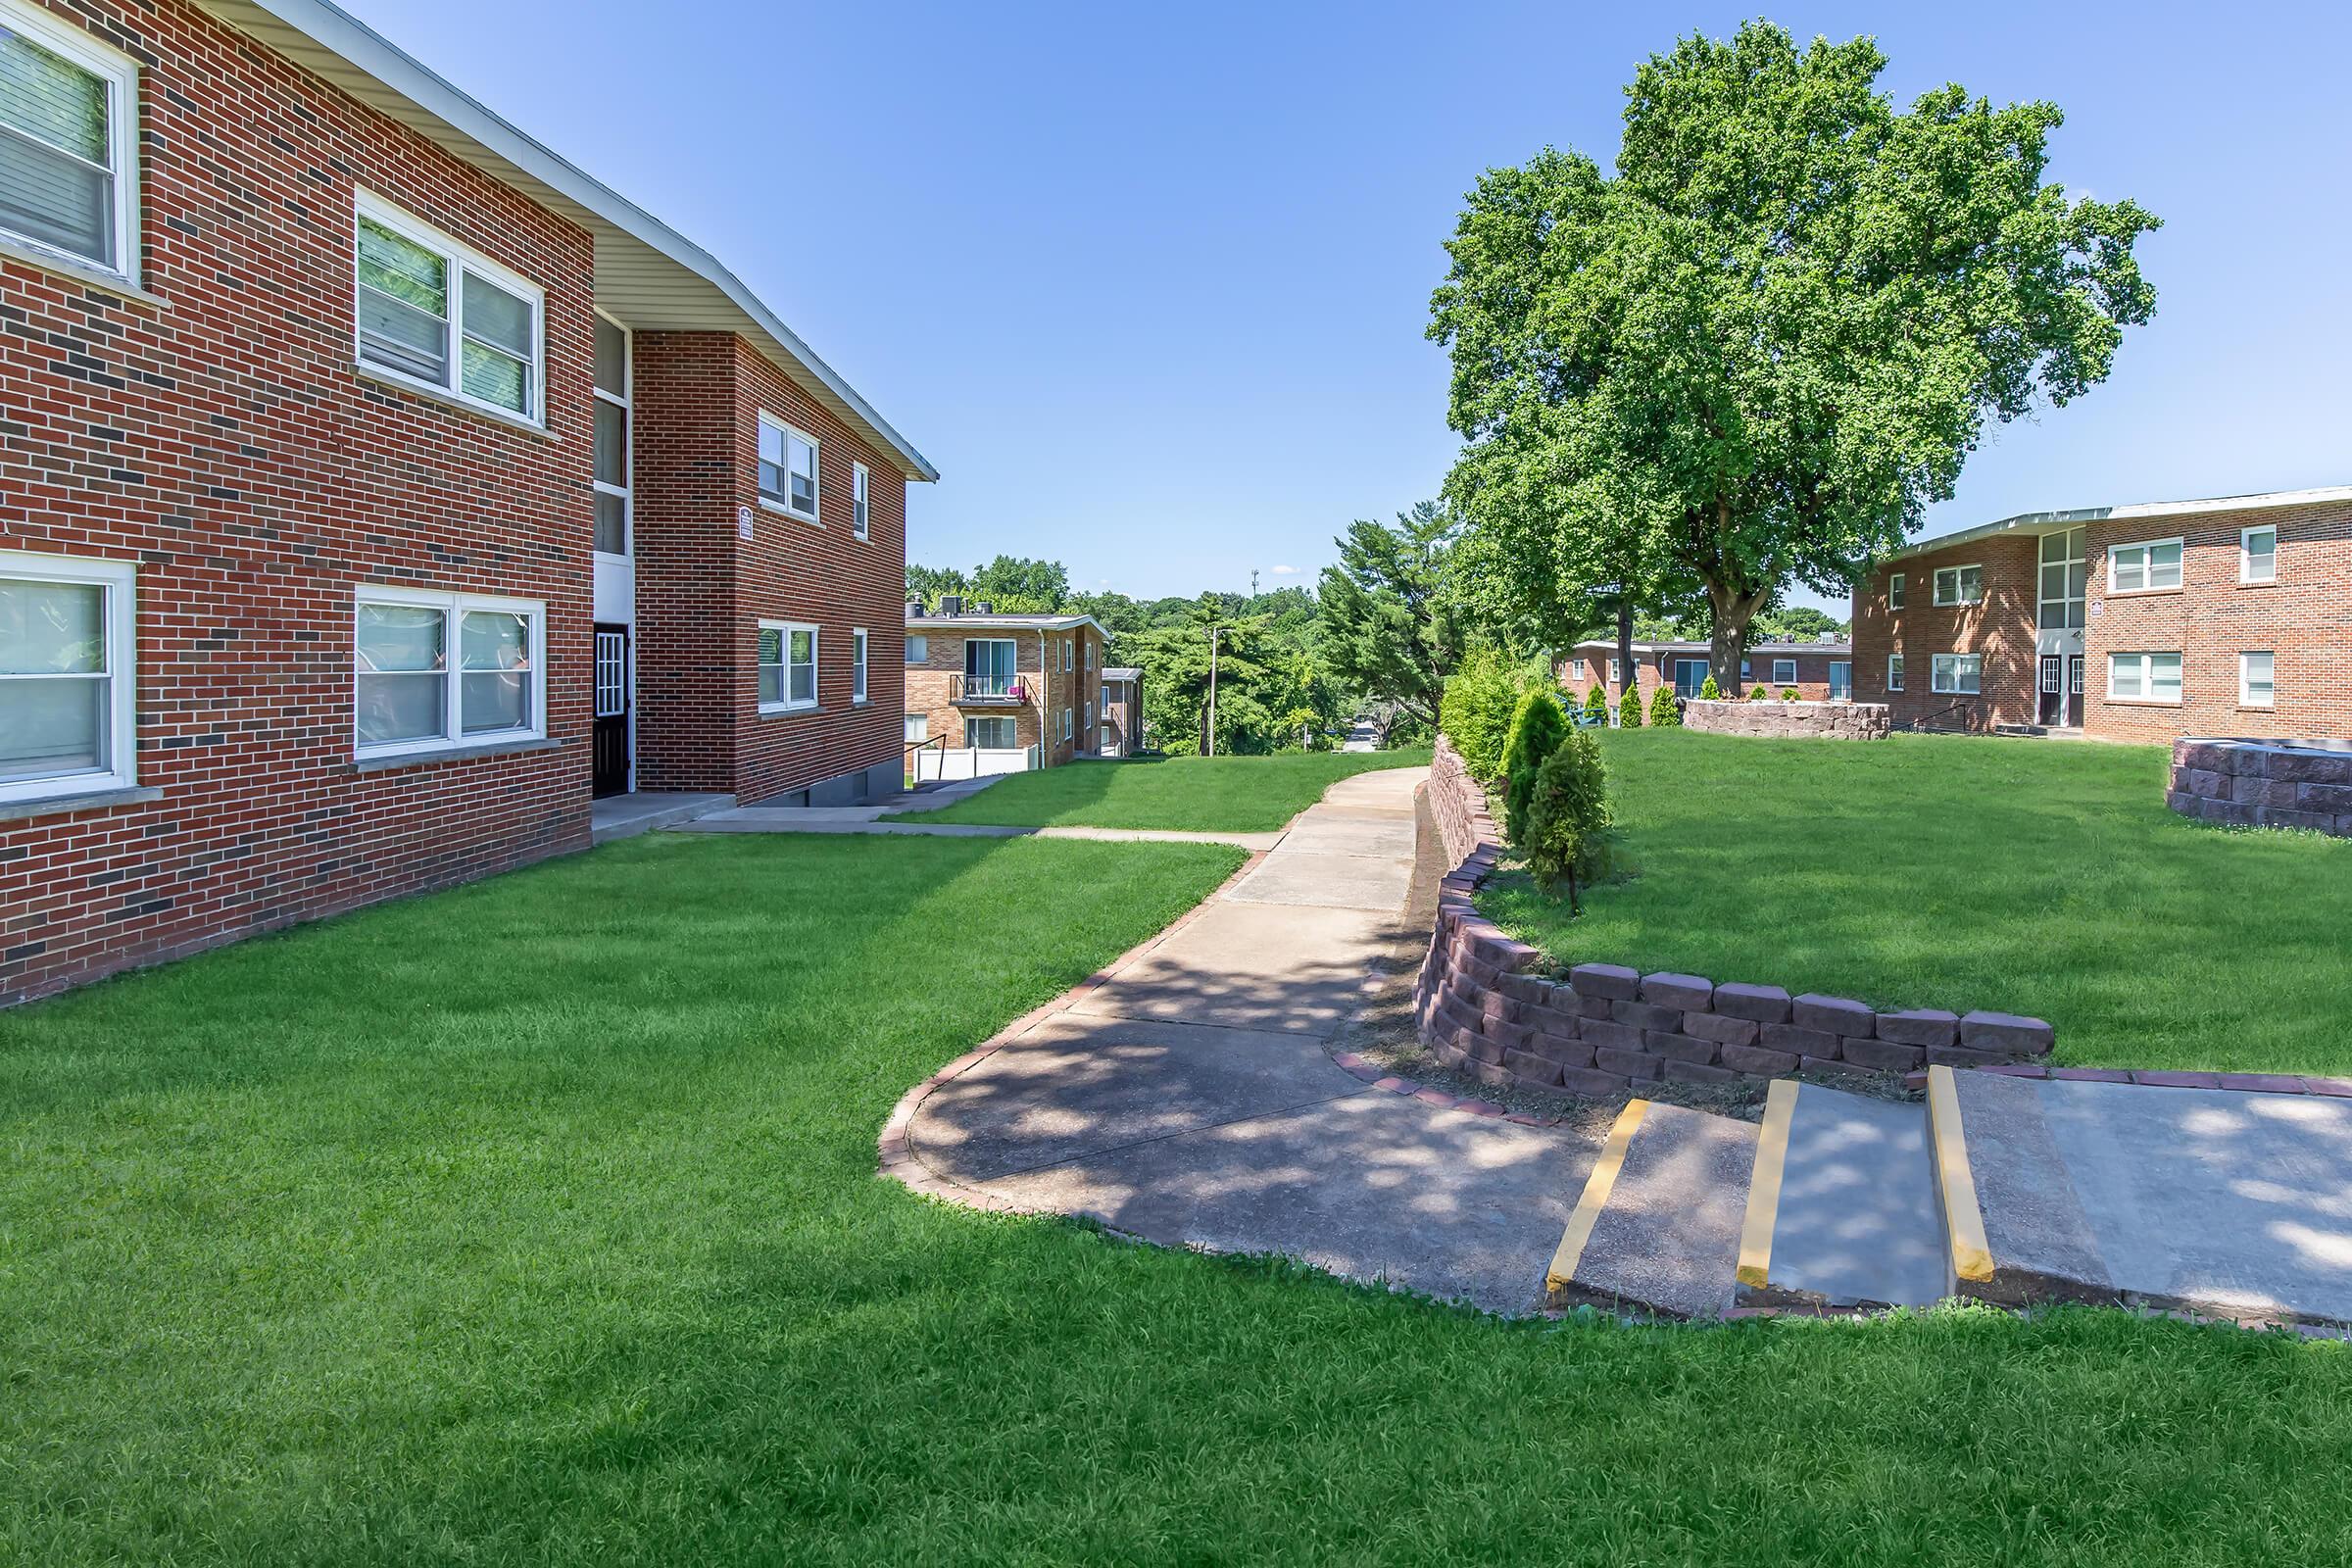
[736,505,754,540]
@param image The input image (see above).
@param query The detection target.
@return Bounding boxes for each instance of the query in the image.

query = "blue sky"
[356,1,2351,612]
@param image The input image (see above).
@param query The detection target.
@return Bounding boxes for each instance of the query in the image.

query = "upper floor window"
[355,193,543,422]
[852,463,870,540]
[0,550,137,804]
[1933,564,1984,607]
[593,315,630,556]
[0,0,138,282]
[758,415,818,521]
[906,633,928,663]
[355,585,544,758]
[2108,538,2182,594]
[1888,573,1905,611]
[2240,525,2277,585]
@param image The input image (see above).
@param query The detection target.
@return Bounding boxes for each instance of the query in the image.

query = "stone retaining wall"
[2168,737,2352,838]
[1412,734,2053,1097]
[1684,699,1890,739]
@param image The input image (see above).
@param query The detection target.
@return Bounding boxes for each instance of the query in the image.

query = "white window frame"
[1932,564,1984,607]
[352,584,546,760]
[967,714,1016,750]
[758,618,819,713]
[352,190,546,427]
[852,627,868,705]
[0,549,138,803]
[2106,651,2183,705]
[852,463,870,541]
[1829,661,1851,701]
[1888,573,1905,611]
[906,633,927,663]
[1608,657,1622,684]
[2107,537,2184,595]
[1772,658,1797,685]
[592,310,631,559]
[0,0,140,287]
[757,413,820,522]
[1930,654,1982,696]
[2239,651,2275,709]
[1061,707,1073,743]
[1886,653,1904,693]
[2240,525,2277,585]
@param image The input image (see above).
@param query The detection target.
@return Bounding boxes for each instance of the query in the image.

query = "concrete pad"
[1269,816,1420,859]
[589,791,733,844]
[1559,1102,1756,1318]
[1764,1086,1947,1308]
[2023,1077,2352,1323]
[1949,1069,2114,1304]
[974,1090,1599,1315]
[911,1014,1364,1183]
[1225,849,1415,911]
[1068,903,1397,1036]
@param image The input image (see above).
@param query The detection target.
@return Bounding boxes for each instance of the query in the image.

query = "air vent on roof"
[939,594,963,616]
[906,598,924,620]
[973,601,994,614]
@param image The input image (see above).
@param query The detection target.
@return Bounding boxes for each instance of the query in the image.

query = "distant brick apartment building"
[1559,639,1855,706]
[1850,487,2352,741]
[903,600,1112,775]
[0,0,934,1002]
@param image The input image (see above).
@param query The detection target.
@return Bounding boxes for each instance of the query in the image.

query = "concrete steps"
[1544,1101,1756,1318]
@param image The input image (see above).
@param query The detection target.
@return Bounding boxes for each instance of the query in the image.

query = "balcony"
[951,672,1028,707]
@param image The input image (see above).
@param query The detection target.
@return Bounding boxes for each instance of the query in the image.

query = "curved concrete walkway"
[883,765,1603,1314]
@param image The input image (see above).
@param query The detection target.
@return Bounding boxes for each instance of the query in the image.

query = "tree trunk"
[1615,597,1635,711]
[1707,582,1767,698]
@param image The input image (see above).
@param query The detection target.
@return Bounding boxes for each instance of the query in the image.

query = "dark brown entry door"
[593,624,630,797]
[2067,656,2084,727]
[2038,655,2064,726]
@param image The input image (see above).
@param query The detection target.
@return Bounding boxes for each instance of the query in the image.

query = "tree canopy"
[1429,20,2158,687]
[1315,502,1464,730]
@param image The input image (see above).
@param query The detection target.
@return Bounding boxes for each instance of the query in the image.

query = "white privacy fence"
[911,744,1040,781]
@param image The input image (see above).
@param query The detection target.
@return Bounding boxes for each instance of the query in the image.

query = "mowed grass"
[1479,730,2352,1075]
[888,747,1434,832]
[4,827,2351,1564]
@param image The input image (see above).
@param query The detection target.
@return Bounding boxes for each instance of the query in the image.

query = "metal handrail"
[950,672,1025,703]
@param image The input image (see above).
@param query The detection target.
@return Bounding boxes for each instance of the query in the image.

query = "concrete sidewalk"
[894,764,1603,1315]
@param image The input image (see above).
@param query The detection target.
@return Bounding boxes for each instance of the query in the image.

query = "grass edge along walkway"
[886,748,1434,833]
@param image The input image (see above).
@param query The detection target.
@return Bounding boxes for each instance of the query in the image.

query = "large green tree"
[966,555,1071,611]
[1316,501,1462,730]
[1429,22,2158,690]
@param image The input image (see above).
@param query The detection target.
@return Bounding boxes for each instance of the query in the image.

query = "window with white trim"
[1886,654,1904,692]
[905,712,927,744]
[2239,651,2275,709]
[592,314,630,555]
[2240,525,2277,585]
[1930,654,1982,695]
[852,463,869,540]
[2106,651,2181,704]
[1772,659,1797,685]
[1829,662,1851,701]
[355,193,543,421]
[1933,564,1984,607]
[1888,573,1905,611]
[2108,538,2182,593]
[1608,657,1622,684]
[968,714,1015,749]
[0,0,138,282]
[906,634,927,663]
[758,414,818,520]
[0,551,136,803]
[1061,707,1073,743]
[758,620,818,710]
[852,627,868,704]
[354,586,544,758]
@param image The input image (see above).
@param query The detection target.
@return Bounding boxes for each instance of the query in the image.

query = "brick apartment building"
[903,600,1110,776]
[1850,487,2352,741]
[1559,639,1855,707]
[0,0,934,1002]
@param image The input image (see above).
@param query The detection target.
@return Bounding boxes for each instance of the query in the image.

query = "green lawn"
[7,827,2352,1563]
[1479,730,2352,1076]
[888,747,1435,831]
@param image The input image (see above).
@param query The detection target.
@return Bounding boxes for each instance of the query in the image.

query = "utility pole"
[1205,625,1220,758]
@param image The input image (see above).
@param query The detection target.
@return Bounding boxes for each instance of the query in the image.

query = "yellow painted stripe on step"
[1926,1065,1995,1284]
[1546,1099,1649,1295]
[1736,1080,1799,1290]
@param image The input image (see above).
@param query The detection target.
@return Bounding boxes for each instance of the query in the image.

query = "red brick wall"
[1851,536,2039,729]
[902,622,1102,763]
[0,0,596,1003]
[1558,648,1850,704]
[632,332,740,792]
[728,339,908,802]
[2082,499,2352,743]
